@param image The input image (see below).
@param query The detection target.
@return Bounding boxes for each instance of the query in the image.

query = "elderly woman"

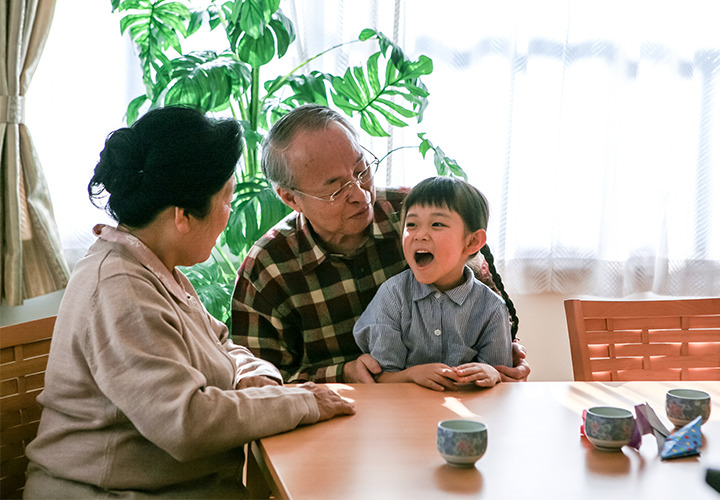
[24,107,354,498]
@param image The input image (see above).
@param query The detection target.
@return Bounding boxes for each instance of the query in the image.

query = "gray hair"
[261,104,359,189]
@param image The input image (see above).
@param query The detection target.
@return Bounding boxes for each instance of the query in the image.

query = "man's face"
[277,122,376,250]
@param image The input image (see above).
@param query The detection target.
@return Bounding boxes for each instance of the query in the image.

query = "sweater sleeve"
[85,272,319,462]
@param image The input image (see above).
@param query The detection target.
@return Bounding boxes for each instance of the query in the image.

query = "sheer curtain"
[27,0,719,298]
[24,0,140,270]
[398,0,720,297]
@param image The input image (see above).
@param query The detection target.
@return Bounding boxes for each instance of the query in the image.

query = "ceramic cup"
[584,406,635,452]
[666,389,711,427]
[436,419,487,467]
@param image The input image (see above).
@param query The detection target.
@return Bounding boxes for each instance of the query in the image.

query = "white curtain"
[28,0,720,298]
[294,0,720,297]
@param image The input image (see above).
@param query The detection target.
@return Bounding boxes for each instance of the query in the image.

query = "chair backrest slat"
[0,316,56,499]
[564,298,720,381]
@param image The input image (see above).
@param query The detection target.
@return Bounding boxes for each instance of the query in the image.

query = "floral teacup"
[437,419,487,467]
[666,389,711,427]
[584,406,634,452]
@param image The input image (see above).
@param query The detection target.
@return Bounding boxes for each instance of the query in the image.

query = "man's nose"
[346,178,370,202]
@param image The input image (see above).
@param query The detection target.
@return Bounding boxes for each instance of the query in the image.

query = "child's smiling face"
[402,203,485,292]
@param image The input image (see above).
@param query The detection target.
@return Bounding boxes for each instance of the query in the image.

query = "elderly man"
[232,104,530,384]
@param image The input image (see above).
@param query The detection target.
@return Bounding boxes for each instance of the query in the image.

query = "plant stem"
[246,66,261,178]
[261,38,364,106]
[381,145,417,164]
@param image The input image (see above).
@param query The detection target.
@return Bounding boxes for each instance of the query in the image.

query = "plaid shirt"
[231,195,407,383]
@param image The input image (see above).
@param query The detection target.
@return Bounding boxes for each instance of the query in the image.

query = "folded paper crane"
[632,403,702,459]
[661,416,702,460]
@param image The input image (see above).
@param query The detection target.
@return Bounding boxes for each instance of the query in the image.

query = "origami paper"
[633,403,671,453]
[661,416,702,460]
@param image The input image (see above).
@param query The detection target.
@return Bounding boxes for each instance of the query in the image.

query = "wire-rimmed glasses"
[291,146,379,204]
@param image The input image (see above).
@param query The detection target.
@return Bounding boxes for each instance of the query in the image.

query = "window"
[28,0,719,296]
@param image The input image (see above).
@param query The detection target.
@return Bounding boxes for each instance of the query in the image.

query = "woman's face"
[184,176,235,266]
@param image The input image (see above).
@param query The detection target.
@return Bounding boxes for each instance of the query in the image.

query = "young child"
[353,176,519,391]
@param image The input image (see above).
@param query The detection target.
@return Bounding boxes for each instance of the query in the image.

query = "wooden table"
[247,382,720,500]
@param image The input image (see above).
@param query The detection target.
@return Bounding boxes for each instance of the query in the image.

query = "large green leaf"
[418,133,468,180]
[226,1,290,68]
[236,25,276,66]
[329,46,433,137]
[180,251,240,324]
[224,176,291,256]
[163,50,250,111]
[115,0,192,98]
[268,71,331,108]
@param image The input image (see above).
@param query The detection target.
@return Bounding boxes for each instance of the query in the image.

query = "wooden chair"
[564,298,720,381]
[1,316,56,499]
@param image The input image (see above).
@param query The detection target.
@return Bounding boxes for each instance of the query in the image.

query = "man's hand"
[298,382,356,421]
[343,354,382,383]
[494,342,531,382]
[235,375,281,389]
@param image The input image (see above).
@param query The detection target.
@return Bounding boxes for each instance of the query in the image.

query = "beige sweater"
[25,225,319,497]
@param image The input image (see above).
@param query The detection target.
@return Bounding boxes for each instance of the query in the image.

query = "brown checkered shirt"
[231,196,407,383]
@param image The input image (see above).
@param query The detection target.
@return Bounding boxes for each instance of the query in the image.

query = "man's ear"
[276,186,302,213]
[174,207,192,234]
[466,228,487,255]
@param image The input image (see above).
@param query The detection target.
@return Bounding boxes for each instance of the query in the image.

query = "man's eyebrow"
[320,152,365,186]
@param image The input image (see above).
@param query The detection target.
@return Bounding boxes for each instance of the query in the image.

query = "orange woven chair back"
[564,299,720,381]
[1,316,56,499]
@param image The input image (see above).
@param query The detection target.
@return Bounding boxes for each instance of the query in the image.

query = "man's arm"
[232,273,357,383]
[494,342,531,382]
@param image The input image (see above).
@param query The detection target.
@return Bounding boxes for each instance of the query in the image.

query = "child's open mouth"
[414,250,434,267]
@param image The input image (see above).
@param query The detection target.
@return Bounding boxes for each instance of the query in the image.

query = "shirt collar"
[296,199,401,272]
[93,224,190,305]
[411,265,475,305]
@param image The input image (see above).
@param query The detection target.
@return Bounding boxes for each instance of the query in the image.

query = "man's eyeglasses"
[291,146,380,204]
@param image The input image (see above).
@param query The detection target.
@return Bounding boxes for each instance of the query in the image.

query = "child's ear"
[466,228,487,255]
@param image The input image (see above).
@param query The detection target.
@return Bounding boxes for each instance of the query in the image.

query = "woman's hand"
[298,382,356,421]
[454,363,501,388]
[494,342,531,382]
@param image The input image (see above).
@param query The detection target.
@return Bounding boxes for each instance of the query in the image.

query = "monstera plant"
[110,0,466,322]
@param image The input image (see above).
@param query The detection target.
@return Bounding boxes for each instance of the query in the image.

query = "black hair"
[403,176,519,340]
[88,106,242,227]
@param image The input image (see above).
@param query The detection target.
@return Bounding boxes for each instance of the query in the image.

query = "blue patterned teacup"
[437,419,487,467]
[584,406,634,452]
[666,389,711,427]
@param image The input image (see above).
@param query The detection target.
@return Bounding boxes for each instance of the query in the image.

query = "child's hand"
[453,363,501,388]
[405,363,460,392]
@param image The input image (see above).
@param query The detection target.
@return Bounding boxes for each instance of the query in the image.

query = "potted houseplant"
[111,0,465,322]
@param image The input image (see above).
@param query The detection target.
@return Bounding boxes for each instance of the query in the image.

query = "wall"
[0,291,64,327]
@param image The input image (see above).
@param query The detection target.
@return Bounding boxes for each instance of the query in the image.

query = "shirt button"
[434,329,441,336]
[434,292,442,299]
